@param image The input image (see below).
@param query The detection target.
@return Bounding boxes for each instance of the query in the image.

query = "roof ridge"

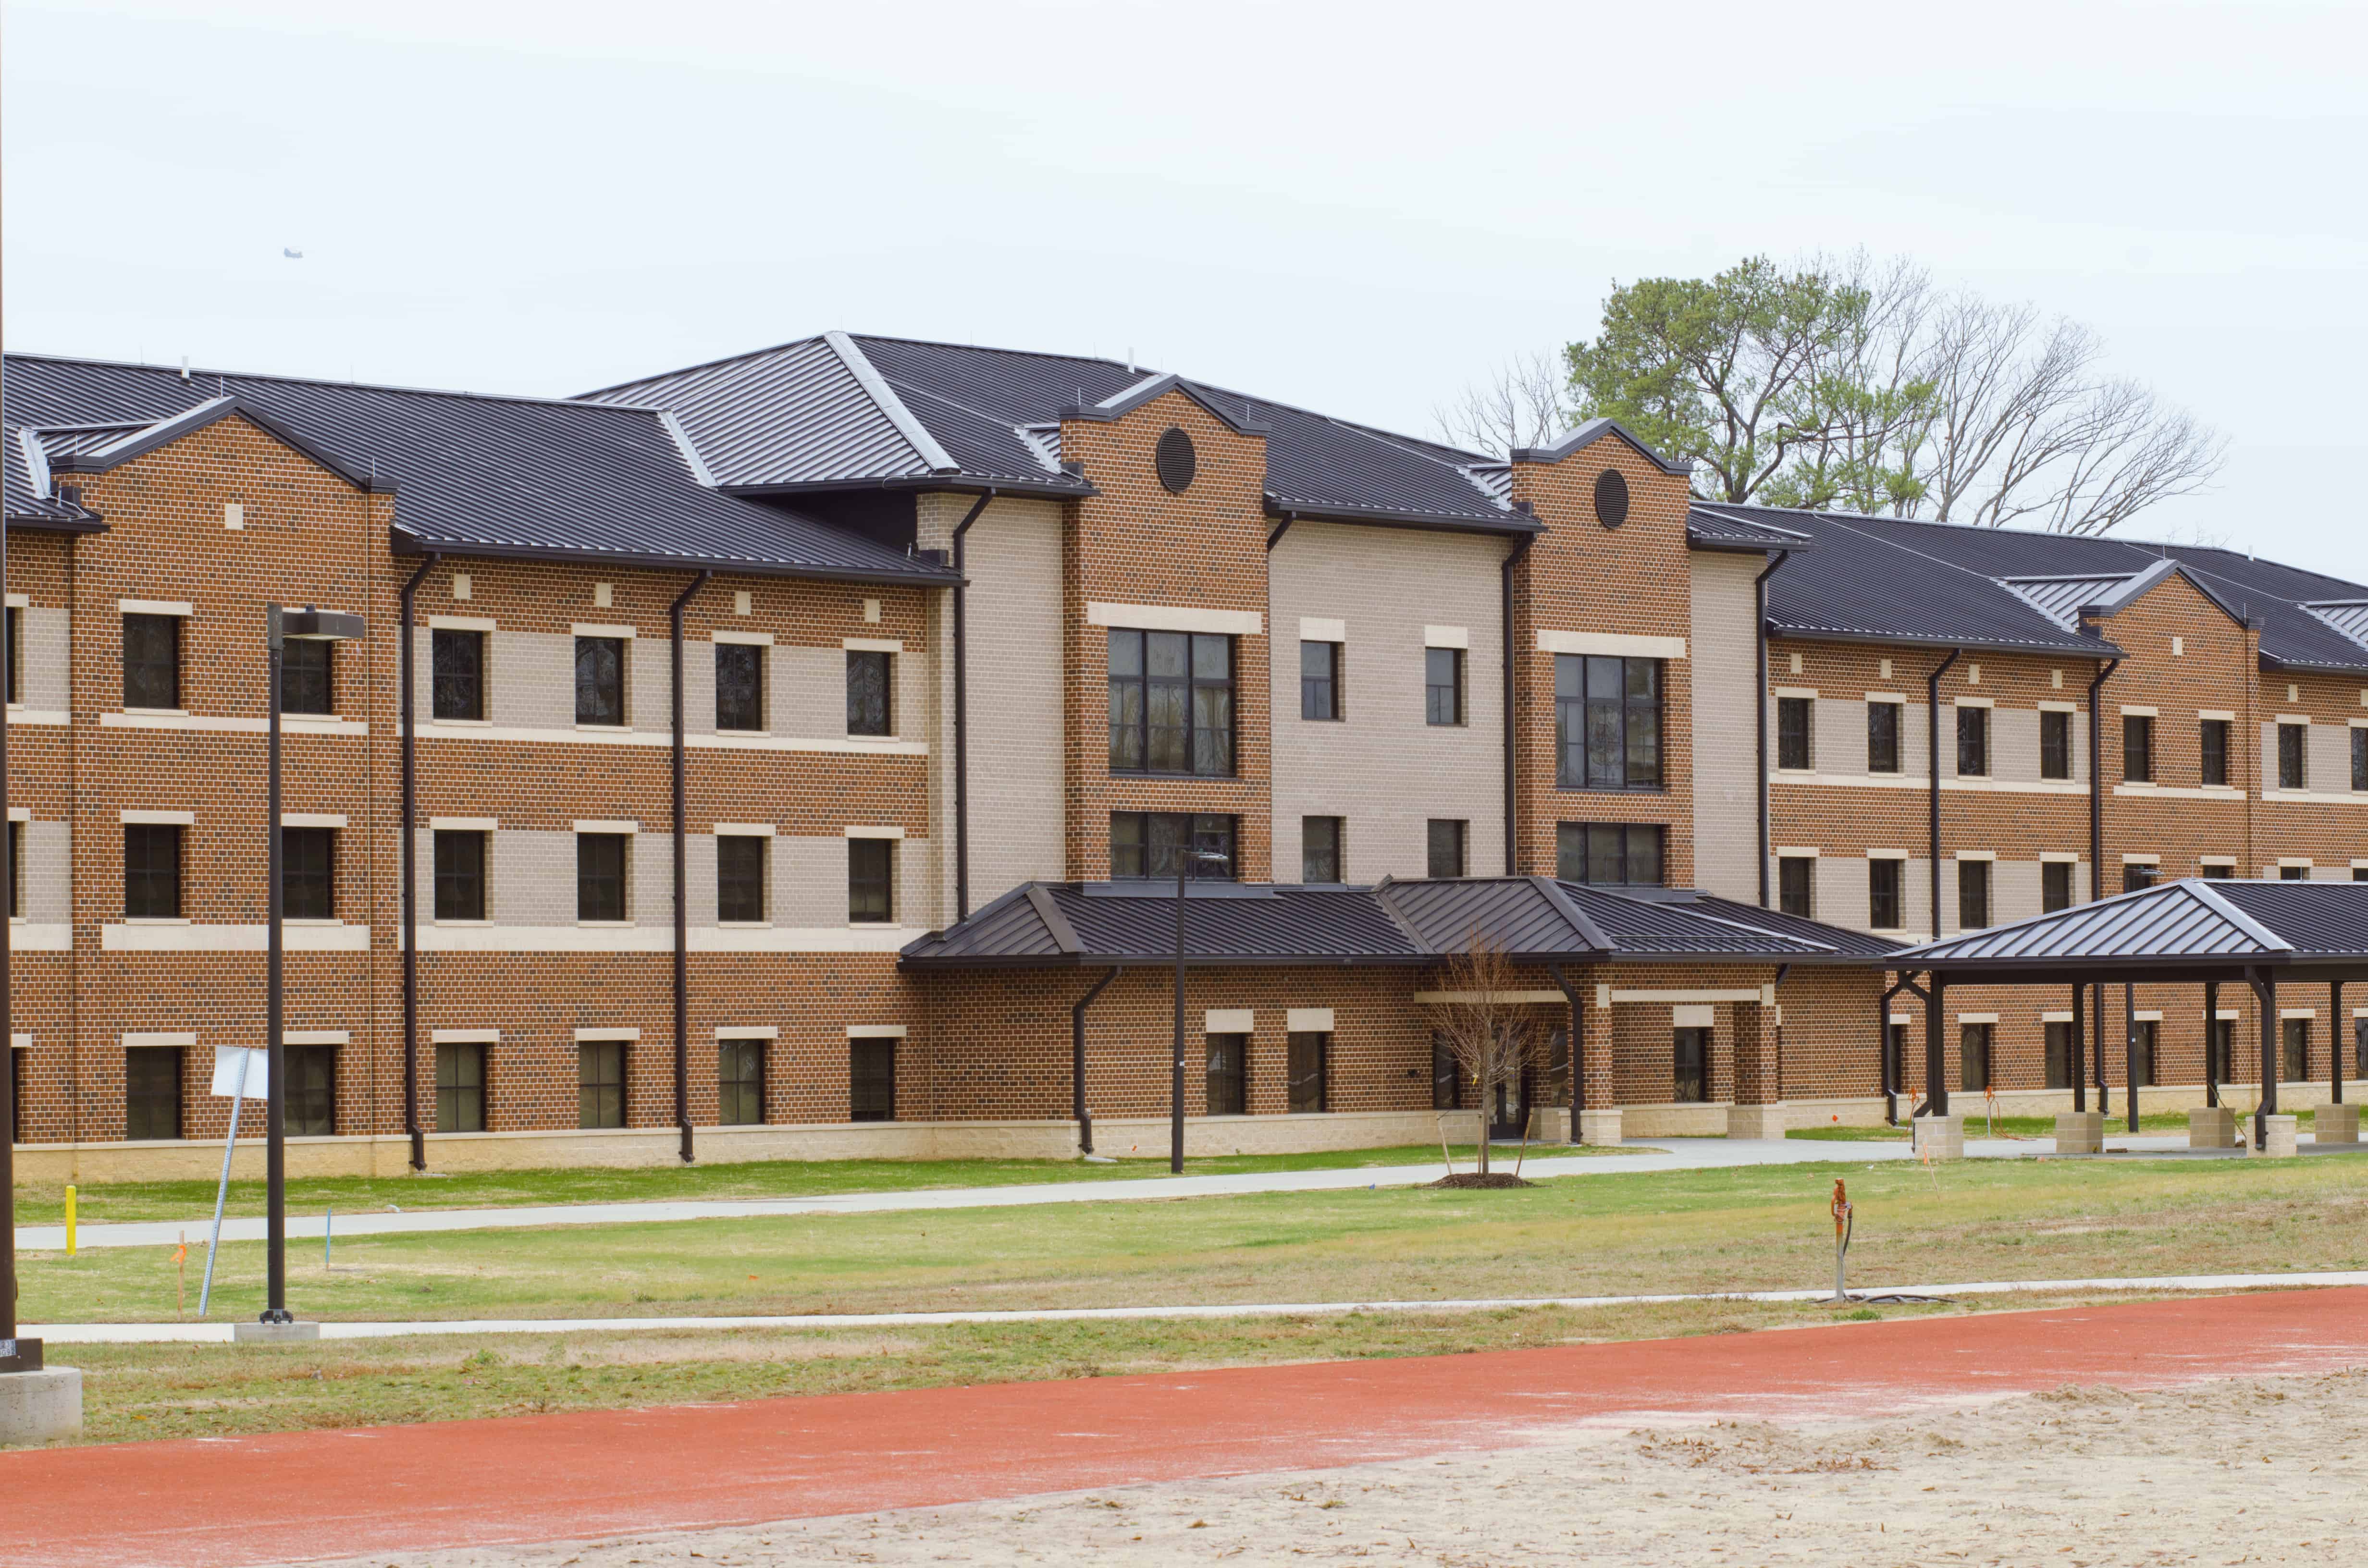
[5,349,670,416]
[573,334,831,400]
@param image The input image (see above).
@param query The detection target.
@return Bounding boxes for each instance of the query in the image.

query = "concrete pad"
[0,1368,81,1445]
[2056,1111,2105,1154]
[2253,1114,2300,1158]
[2319,1104,2362,1145]
[233,1320,321,1345]
[1726,1103,1788,1140]
[1577,1110,1624,1146]
[2189,1106,2237,1150]
[1912,1115,1964,1160]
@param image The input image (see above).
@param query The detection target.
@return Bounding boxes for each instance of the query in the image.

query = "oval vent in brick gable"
[1593,467,1629,529]
[1155,427,1197,493]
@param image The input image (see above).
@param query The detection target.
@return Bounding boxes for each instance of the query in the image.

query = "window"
[2039,710,2072,781]
[2041,861,2073,914]
[2045,1021,2074,1089]
[715,642,764,732]
[2122,714,2154,783]
[2355,728,2368,792]
[1776,697,1812,770]
[431,628,485,721]
[124,1046,182,1140]
[1107,628,1233,775]
[1431,1034,1461,1110]
[11,1047,25,1145]
[2130,1020,2157,1087]
[1957,859,1991,931]
[1110,813,1237,881]
[1286,1031,1328,1113]
[576,833,629,922]
[718,1039,765,1126]
[1301,816,1343,884]
[2124,861,2158,893]
[851,1038,896,1121]
[1425,647,1463,726]
[2201,862,2236,880]
[2356,1016,2368,1076]
[2279,723,2306,790]
[2201,719,2231,787]
[1558,822,1665,886]
[2282,864,2310,882]
[8,819,22,920]
[280,638,333,715]
[575,636,626,725]
[434,831,488,921]
[1299,641,1341,722]
[286,1045,336,1137]
[1867,701,1901,774]
[282,827,335,920]
[1869,858,1903,931]
[4,603,19,705]
[578,1040,626,1128]
[1777,856,1813,919]
[717,835,767,923]
[122,613,181,710]
[123,824,182,919]
[2207,1019,2233,1088]
[1426,819,1467,879]
[1960,1023,1992,1092]
[1955,706,1988,777]
[1886,1022,1908,1089]
[849,837,895,923]
[1555,655,1662,789]
[1673,1028,1709,1103]
[846,649,891,737]
[435,1043,486,1133]
[2282,1017,2310,1082]
[1205,1033,1246,1116]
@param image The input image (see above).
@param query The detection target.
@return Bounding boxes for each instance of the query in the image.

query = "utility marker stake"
[198,1048,253,1318]
[1830,1178,1854,1303]
[62,1186,75,1258]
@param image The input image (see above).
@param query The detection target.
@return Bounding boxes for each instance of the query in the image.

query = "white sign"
[210,1046,270,1100]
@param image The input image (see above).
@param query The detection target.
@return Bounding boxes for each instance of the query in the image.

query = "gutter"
[397,553,439,1171]
[1071,967,1121,1155]
[2086,654,2121,1117]
[950,490,995,919]
[670,570,713,1164]
[1753,550,1790,906]
[1502,530,1535,874]
[1926,649,1961,943]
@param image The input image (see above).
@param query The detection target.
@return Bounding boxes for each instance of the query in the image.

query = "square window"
[578,1040,626,1128]
[1424,647,1463,726]
[431,628,485,721]
[1205,1033,1247,1116]
[123,613,180,710]
[434,831,488,921]
[849,837,895,922]
[577,833,629,922]
[1777,856,1813,918]
[435,1043,486,1133]
[1299,641,1341,722]
[1955,706,1988,777]
[280,637,333,715]
[851,1038,896,1121]
[1776,696,1812,770]
[281,827,335,920]
[124,1045,182,1140]
[1107,629,1232,775]
[1301,816,1343,884]
[1555,655,1662,789]
[846,649,891,736]
[1286,1031,1328,1113]
[715,642,764,732]
[718,1039,766,1126]
[123,823,182,919]
[2124,861,2158,893]
[1426,819,1466,879]
[717,835,767,923]
[2039,709,2071,781]
[1867,702,1901,774]
[286,1044,336,1137]
[575,636,626,725]
[2201,719,2231,786]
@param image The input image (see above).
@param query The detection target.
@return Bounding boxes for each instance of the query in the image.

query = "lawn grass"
[1793,1108,2327,1142]
[24,1148,2368,1328]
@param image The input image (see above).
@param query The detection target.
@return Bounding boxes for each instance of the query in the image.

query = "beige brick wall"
[1689,551,1760,900]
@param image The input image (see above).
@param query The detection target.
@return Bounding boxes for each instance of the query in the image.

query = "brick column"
[1576,979,1621,1144]
[1727,992,1788,1139]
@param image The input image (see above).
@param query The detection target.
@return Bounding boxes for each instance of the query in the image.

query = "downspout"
[671,570,712,1165]
[1071,966,1120,1154]
[1878,974,1912,1124]
[1548,963,1582,1145]
[2086,656,2120,1114]
[397,553,437,1171]
[1768,962,1790,1102]
[1753,551,1789,906]
[950,490,994,919]
[1925,649,1961,943]
[1503,533,1534,875]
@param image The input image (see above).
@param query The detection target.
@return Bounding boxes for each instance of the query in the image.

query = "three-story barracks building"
[0,334,2356,1177]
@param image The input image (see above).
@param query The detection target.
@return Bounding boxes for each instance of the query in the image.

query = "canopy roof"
[1891,879,2368,984]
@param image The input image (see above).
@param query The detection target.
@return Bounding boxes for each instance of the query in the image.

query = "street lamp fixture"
[1171,845,1230,1175]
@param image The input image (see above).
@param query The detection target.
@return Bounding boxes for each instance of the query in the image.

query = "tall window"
[2282,1017,2310,1082]
[6,818,19,920]
[1869,858,1903,930]
[4,603,19,705]
[1108,629,1232,775]
[2039,709,2072,781]
[1300,641,1341,721]
[124,1046,182,1140]
[575,636,626,725]
[2123,861,2158,893]
[1776,697,1812,770]
[123,824,182,919]
[2122,714,2154,783]
[1867,702,1901,774]
[1426,819,1467,878]
[851,1038,896,1121]
[286,1045,336,1137]
[1205,1033,1247,1116]
[578,1040,626,1128]
[2356,1016,2367,1076]
[2045,1021,2074,1089]
[1673,1028,1708,1102]
[282,827,335,920]
[11,1046,25,1144]
[717,834,767,923]
[2041,860,2073,913]
[718,1039,765,1126]
[849,837,895,922]
[1431,1034,1461,1110]
[1555,655,1661,789]
[434,831,488,920]
[2355,728,2368,792]
[1558,822,1665,886]
[2201,719,2230,786]
[436,1043,487,1133]
[1955,706,1988,777]
[1424,648,1463,726]
[1287,1031,1329,1113]
[431,628,485,721]
[1777,855,1813,918]
[715,642,764,732]
[577,833,629,921]
[846,649,891,736]
[281,638,333,715]
[1957,859,1991,931]
[122,613,181,710]
[1301,816,1343,884]
[2279,722,2306,790]
[2206,1019,2233,1088]
[2130,1019,2157,1087]
[1960,1023,1992,1091]
[1110,813,1236,880]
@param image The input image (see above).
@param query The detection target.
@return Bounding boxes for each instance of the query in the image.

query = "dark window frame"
[280,637,334,716]
[8,818,22,921]
[716,833,767,924]
[430,628,485,722]
[2124,861,2158,894]
[2122,713,2154,783]
[1776,696,1813,771]
[1868,857,1904,931]
[576,832,630,923]
[1673,1027,1709,1103]
[435,1042,487,1133]
[2207,1018,2234,1087]
[1557,821,1666,886]
[1299,640,1342,722]
[433,830,488,921]
[122,612,182,711]
[1286,1031,1329,1114]
[1110,812,1237,881]
[1554,654,1663,791]
[124,1045,183,1141]
[2041,859,2073,913]
[574,635,627,727]
[578,1039,627,1129]
[851,1038,896,1122]
[715,640,765,732]
[286,1044,337,1137]
[1300,815,1343,884]
[2354,727,2368,793]
[1431,1034,1461,1111]
[1955,704,1989,778]
[1777,854,1813,919]
[1107,628,1234,777]
[2131,1019,2158,1088]
[2045,1021,2074,1090]
[4,603,19,706]
[1957,858,1991,931]
[1205,1032,1247,1116]
[2282,1017,2310,1082]
[1424,647,1464,727]
[2201,718,2231,787]
[1867,700,1902,775]
[2039,708,2072,781]
[849,836,895,922]
[1960,1023,1992,1092]
[846,649,892,737]
[281,826,336,921]
[123,823,183,919]
[717,1037,766,1127]
[1426,819,1467,879]
[2279,722,2306,790]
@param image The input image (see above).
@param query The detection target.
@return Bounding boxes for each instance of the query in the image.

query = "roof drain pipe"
[950,490,995,920]
[2086,655,2121,1118]
[1752,550,1790,906]
[398,553,439,1172]
[1072,967,1121,1157]
[1925,649,1961,943]
[671,569,712,1166]
[1502,531,1534,876]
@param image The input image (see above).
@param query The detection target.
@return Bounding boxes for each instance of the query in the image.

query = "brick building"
[0,334,2355,1175]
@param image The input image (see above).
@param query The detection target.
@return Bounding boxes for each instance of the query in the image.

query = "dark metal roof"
[1895,880,2368,979]
[2,353,957,586]
[1,424,104,529]
[1687,506,1814,554]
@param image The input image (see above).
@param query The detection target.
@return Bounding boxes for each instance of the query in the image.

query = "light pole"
[1171,843,1228,1174]
[261,604,364,1330]
[0,496,21,1375]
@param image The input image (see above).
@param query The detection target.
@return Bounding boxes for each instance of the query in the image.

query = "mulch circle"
[1426,1172,1535,1189]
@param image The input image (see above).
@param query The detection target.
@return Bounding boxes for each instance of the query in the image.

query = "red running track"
[19,1288,2368,1568]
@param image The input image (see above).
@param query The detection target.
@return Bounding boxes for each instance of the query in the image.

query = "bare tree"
[1421,936,1539,1177]
[1433,350,1567,458]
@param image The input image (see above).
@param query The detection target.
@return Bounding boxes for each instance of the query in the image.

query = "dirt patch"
[1425,1173,1534,1189]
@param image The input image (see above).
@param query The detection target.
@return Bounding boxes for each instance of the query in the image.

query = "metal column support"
[2124,980,2140,1134]
[2092,980,2110,1118]
[2204,979,2220,1108]
[397,554,437,1171]
[2252,968,2279,1151]
[2069,981,2085,1114]
[669,571,710,1167]
[1925,971,1949,1116]
[1071,967,1119,1155]
[2332,979,2345,1104]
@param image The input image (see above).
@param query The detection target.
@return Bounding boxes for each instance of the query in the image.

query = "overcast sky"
[6,0,2362,577]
